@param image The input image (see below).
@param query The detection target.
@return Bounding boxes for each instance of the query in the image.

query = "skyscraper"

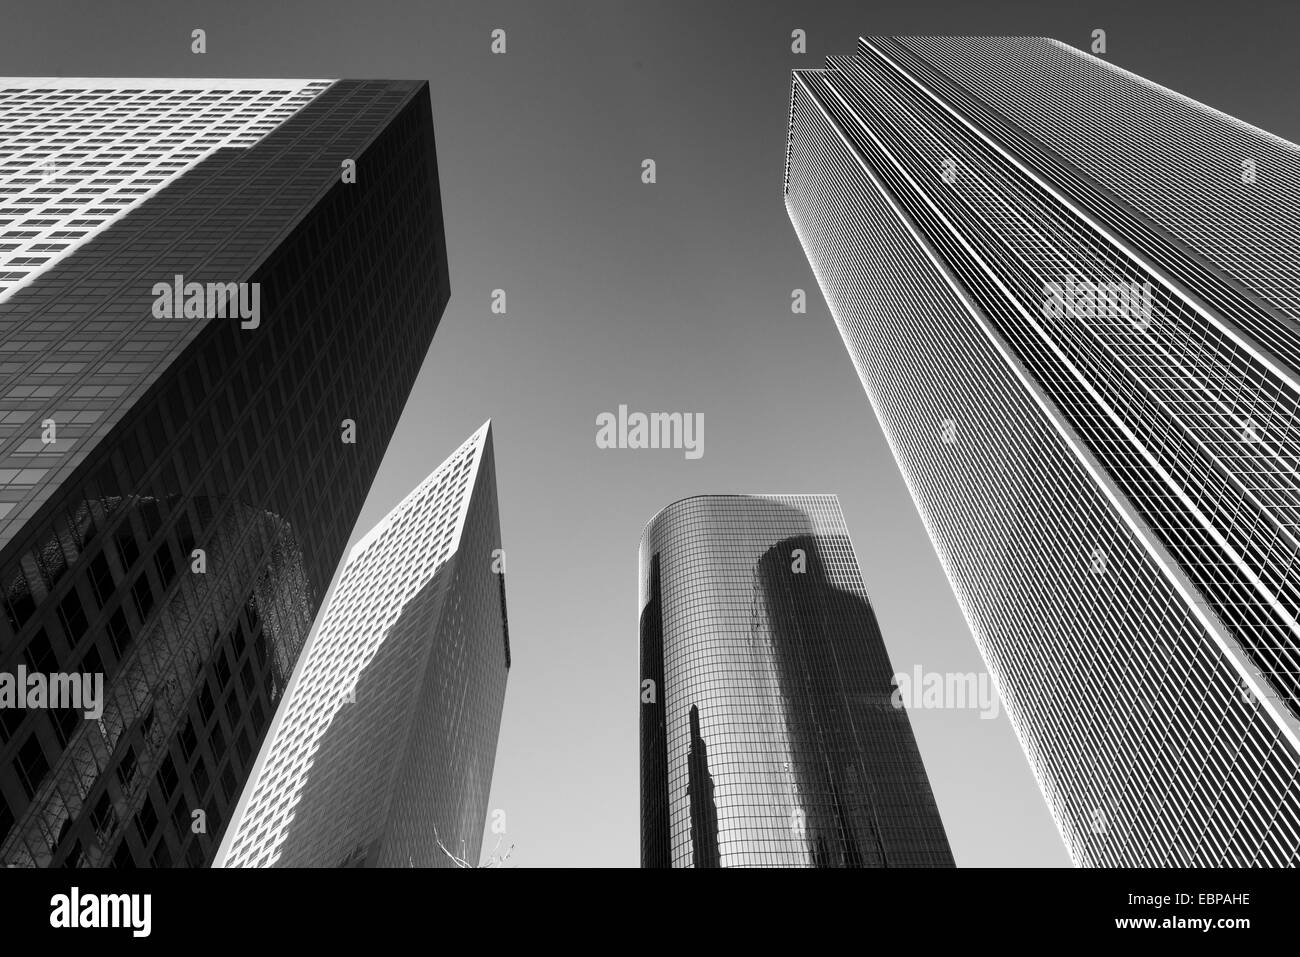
[785,36,1300,865]
[218,422,510,869]
[640,493,953,868]
[0,78,450,866]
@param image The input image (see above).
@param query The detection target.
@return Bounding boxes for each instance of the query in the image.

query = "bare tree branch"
[478,834,516,868]
[432,826,474,868]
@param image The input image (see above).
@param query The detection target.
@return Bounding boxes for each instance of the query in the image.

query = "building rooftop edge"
[638,492,842,543]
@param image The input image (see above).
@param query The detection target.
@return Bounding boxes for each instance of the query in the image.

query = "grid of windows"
[899,38,1300,325]
[812,43,1300,722]
[221,423,510,868]
[0,79,328,302]
[640,494,953,868]
[785,37,1300,865]
[0,77,450,867]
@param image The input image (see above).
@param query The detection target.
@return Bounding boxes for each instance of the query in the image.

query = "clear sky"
[8,0,1300,867]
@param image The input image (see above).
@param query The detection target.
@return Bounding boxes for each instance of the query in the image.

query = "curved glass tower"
[639,493,953,868]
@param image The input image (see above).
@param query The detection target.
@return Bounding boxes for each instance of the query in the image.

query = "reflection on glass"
[686,704,720,868]
[639,494,953,868]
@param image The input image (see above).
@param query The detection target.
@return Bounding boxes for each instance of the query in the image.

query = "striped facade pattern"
[785,36,1300,865]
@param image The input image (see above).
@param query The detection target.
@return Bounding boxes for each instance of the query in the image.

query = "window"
[61,840,86,868]
[215,649,231,689]
[150,840,171,868]
[176,513,196,558]
[79,645,103,682]
[192,756,209,796]
[153,545,175,590]
[89,791,116,840]
[179,718,197,761]
[220,763,238,803]
[116,746,137,789]
[106,609,131,659]
[139,499,163,542]
[130,572,153,621]
[170,800,190,838]
[16,732,50,798]
[116,527,140,572]
[0,704,24,745]
[88,553,115,606]
[57,592,88,646]
[198,683,215,725]
[224,693,241,729]
[0,792,13,844]
[3,570,36,632]
[157,754,178,799]
[112,840,135,869]
[23,628,57,673]
[35,542,68,590]
[134,797,158,846]
[50,706,80,747]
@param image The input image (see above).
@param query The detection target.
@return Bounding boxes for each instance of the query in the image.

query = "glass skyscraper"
[785,36,1300,865]
[219,422,510,868]
[639,493,953,868]
[0,78,450,866]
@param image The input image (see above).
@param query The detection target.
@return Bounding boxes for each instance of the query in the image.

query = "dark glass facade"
[640,494,953,867]
[785,36,1300,864]
[0,79,450,866]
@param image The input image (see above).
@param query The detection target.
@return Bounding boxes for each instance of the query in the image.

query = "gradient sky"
[5,0,1299,867]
